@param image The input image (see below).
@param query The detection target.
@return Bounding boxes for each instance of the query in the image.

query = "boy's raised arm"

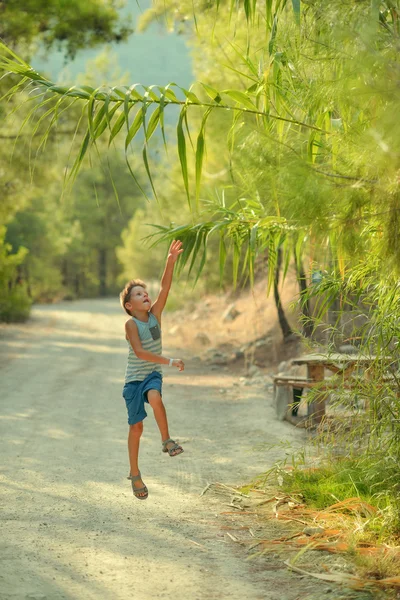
[151,240,183,321]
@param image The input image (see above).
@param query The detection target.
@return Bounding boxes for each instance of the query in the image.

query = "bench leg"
[292,387,303,416]
[308,364,326,425]
[274,384,292,421]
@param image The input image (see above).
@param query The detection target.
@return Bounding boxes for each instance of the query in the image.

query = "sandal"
[162,438,184,457]
[127,471,148,500]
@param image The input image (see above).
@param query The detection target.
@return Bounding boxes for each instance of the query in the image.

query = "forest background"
[2,0,400,574]
[0,0,196,319]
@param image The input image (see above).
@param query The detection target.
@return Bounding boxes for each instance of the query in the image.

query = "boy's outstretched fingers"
[172,359,184,371]
[168,240,184,263]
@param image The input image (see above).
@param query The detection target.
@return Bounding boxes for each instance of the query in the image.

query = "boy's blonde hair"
[120,279,146,315]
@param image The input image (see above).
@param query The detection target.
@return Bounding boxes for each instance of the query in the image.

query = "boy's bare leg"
[128,421,147,497]
[147,390,170,441]
[147,389,183,456]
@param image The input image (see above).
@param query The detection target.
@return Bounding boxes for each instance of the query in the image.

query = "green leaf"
[125,109,144,148]
[157,87,168,151]
[194,234,208,285]
[188,226,206,276]
[266,0,273,27]
[164,88,180,102]
[109,111,126,145]
[182,88,200,104]
[145,106,161,141]
[195,107,212,209]
[219,233,227,285]
[269,15,278,56]
[202,83,221,103]
[249,222,258,287]
[291,0,300,25]
[222,90,257,111]
[142,143,158,200]
[69,130,90,183]
[232,237,241,289]
[177,107,190,207]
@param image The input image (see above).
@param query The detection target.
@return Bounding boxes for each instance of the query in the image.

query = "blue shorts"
[122,371,163,425]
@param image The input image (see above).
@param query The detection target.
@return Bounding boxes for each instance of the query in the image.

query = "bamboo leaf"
[68,130,91,184]
[177,107,190,207]
[164,88,180,102]
[146,106,161,141]
[202,83,221,103]
[188,226,206,276]
[182,88,200,104]
[109,111,126,145]
[266,0,273,26]
[195,107,212,209]
[233,237,241,289]
[194,233,208,285]
[125,109,143,148]
[269,15,278,56]
[249,222,258,287]
[291,0,300,25]
[142,143,157,200]
[157,87,168,151]
[222,89,257,111]
[243,0,252,22]
[219,233,227,285]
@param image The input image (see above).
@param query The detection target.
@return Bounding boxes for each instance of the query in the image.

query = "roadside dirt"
[0,295,374,600]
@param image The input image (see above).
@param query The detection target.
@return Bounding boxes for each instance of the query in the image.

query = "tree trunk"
[98,248,107,297]
[295,258,313,338]
[75,273,80,297]
[61,258,68,289]
[273,248,293,339]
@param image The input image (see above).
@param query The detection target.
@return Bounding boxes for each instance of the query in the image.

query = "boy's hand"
[172,359,185,371]
[168,240,184,264]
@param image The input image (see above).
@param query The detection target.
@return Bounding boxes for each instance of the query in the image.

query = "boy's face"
[125,285,151,314]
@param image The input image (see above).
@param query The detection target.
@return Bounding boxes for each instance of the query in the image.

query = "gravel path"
[0,299,341,600]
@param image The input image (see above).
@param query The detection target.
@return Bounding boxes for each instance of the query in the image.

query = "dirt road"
[0,299,340,600]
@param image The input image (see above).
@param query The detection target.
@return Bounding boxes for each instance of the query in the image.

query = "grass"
[281,459,400,538]
[265,457,400,587]
[242,457,400,595]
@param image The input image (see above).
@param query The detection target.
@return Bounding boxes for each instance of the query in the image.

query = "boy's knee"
[147,390,162,406]
[129,421,143,435]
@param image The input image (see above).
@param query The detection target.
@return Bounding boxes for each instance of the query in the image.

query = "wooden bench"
[273,375,314,421]
[274,371,399,424]
[273,374,360,422]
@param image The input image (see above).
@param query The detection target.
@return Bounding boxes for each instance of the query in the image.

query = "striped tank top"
[125,312,163,383]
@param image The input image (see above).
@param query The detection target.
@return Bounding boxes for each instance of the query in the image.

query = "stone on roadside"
[168,325,181,336]
[195,332,211,345]
[210,352,230,365]
[255,338,271,349]
[231,350,244,361]
[248,364,261,377]
[222,303,241,322]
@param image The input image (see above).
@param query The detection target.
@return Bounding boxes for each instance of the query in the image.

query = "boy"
[119,240,185,500]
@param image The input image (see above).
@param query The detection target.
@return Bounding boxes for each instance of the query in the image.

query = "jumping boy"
[119,240,185,500]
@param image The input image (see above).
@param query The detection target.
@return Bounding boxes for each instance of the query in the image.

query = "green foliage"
[2,1,400,285]
[0,0,132,59]
[283,262,400,535]
[0,1,136,320]
[281,460,400,537]
[0,228,31,322]
[148,194,295,290]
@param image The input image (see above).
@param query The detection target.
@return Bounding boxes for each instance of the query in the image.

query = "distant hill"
[32,0,193,89]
